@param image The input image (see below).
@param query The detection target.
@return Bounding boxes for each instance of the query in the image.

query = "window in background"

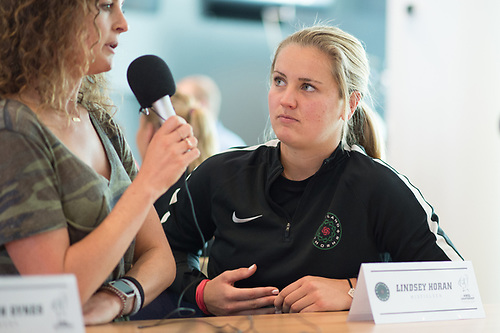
[123,0,160,13]
[202,0,335,21]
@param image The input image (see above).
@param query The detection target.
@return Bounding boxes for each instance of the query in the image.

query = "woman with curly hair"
[0,0,200,325]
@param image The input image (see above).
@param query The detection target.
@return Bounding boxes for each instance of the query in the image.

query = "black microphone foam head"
[127,55,176,109]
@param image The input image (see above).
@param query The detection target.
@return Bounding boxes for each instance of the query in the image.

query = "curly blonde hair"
[0,0,114,118]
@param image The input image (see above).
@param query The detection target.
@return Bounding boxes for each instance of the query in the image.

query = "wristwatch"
[100,279,135,317]
[347,278,355,298]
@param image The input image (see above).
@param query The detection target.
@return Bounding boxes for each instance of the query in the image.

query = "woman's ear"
[344,91,362,121]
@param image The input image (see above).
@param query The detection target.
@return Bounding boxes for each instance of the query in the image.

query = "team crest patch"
[312,213,342,250]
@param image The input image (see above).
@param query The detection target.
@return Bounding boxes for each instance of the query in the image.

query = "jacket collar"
[267,140,353,182]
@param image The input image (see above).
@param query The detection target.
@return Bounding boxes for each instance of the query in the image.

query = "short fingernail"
[272,289,279,295]
[248,264,256,270]
[275,307,282,314]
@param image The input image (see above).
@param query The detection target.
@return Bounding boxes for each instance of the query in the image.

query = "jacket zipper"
[284,222,291,240]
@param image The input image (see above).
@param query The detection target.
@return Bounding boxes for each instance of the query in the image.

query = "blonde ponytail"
[345,101,385,159]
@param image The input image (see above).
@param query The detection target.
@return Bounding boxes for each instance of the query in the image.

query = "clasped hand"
[274,275,353,313]
[203,265,353,316]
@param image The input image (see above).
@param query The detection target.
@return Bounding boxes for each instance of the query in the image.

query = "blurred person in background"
[136,92,217,219]
[133,92,216,320]
[177,75,246,151]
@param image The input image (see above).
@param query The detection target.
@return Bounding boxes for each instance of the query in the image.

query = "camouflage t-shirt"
[0,99,138,281]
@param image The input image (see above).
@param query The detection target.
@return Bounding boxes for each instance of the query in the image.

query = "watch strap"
[347,278,355,298]
[121,277,143,315]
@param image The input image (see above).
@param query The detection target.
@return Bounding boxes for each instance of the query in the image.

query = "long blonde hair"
[270,25,385,159]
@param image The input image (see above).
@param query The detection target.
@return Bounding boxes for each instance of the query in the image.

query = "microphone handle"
[152,96,176,122]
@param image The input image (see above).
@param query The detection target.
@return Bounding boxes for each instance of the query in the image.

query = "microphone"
[127,55,176,121]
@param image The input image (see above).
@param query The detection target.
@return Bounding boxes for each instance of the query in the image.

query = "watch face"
[111,280,134,295]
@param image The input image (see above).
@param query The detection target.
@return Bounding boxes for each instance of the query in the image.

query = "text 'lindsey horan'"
[396,282,453,292]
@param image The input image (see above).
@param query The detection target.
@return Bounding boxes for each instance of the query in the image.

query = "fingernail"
[272,289,279,295]
[275,307,282,314]
[248,264,256,270]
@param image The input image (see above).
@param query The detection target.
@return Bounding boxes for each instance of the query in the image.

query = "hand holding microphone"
[127,55,200,197]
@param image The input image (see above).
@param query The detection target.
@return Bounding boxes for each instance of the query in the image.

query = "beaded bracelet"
[98,284,127,318]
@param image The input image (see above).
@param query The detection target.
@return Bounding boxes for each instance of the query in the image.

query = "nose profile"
[114,9,129,33]
[280,87,297,109]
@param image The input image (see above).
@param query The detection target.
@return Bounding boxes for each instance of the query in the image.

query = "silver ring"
[185,137,193,150]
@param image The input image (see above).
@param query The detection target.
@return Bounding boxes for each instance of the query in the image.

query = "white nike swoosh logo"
[232,212,263,223]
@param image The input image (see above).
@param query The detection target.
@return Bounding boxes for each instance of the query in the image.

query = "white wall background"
[386,0,500,303]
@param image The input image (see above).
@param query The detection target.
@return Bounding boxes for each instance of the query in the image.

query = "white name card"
[347,261,484,324]
[0,274,84,333]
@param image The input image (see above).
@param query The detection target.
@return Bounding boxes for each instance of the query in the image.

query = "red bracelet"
[195,279,211,315]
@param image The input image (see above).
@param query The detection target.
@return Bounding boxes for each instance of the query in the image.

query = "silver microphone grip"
[152,96,176,121]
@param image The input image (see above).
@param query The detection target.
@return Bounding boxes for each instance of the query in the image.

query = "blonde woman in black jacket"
[163,25,462,317]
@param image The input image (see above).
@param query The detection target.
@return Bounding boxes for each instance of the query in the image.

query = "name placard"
[347,261,484,324]
[0,275,84,333]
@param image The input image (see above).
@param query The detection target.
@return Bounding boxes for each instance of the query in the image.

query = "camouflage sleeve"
[0,130,67,246]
